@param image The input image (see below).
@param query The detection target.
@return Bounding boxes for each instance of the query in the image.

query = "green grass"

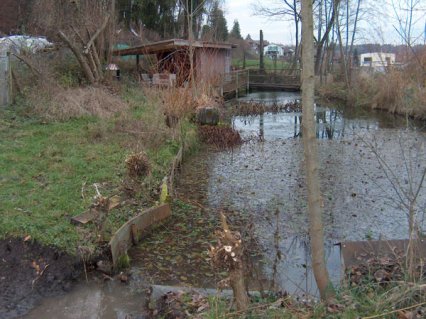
[0,87,198,254]
[198,280,426,318]
[232,58,293,70]
[0,114,123,251]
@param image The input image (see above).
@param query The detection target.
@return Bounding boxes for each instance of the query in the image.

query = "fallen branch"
[31,264,50,288]
[11,53,42,76]
[362,300,426,319]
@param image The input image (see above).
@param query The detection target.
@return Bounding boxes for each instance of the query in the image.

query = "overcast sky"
[224,0,426,45]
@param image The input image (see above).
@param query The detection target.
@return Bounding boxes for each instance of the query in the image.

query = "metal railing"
[219,68,301,97]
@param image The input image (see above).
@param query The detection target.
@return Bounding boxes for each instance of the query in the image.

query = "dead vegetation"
[30,86,128,120]
[320,48,426,120]
[125,152,150,179]
[198,125,243,149]
[235,100,302,116]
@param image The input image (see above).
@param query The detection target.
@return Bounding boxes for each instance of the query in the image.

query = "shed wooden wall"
[196,48,230,83]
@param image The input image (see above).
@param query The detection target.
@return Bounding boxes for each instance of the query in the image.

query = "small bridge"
[221,68,301,98]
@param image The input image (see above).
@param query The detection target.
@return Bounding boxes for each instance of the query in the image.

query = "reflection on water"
[180,91,426,297]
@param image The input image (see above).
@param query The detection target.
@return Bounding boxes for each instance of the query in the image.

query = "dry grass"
[26,85,129,121]
[321,48,426,119]
[198,126,242,149]
[125,152,150,178]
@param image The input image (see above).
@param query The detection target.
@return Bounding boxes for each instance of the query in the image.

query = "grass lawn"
[0,87,194,254]
[232,58,293,70]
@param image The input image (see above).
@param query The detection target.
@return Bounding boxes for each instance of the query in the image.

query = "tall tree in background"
[117,0,178,37]
[300,0,335,301]
[203,1,228,41]
[229,19,243,39]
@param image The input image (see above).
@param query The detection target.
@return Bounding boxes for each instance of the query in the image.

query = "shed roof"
[113,38,236,56]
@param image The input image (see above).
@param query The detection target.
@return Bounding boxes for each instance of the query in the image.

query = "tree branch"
[83,14,110,55]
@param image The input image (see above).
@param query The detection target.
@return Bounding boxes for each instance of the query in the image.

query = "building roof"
[113,38,237,56]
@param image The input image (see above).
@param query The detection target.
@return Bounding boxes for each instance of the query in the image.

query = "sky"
[224,0,426,45]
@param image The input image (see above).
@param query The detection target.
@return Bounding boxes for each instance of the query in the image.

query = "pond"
[177,91,426,296]
[21,91,426,318]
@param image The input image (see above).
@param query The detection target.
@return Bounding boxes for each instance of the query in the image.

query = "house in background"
[359,52,396,71]
[113,38,236,86]
[264,44,284,58]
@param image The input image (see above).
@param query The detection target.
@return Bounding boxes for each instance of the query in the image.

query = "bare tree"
[253,0,301,62]
[391,0,425,70]
[300,0,335,300]
[29,0,114,84]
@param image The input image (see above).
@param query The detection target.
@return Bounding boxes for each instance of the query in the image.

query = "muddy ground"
[0,238,82,319]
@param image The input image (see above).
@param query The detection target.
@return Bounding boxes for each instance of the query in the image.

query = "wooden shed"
[112,39,236,86]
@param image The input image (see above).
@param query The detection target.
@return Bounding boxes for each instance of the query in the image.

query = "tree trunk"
[58,31,95,84]
[336,12,349,89]
[259,30,264,72]
[300,0,335,301]
[314,0,339,75]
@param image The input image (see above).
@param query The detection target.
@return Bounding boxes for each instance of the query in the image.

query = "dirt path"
[0,238,82,319]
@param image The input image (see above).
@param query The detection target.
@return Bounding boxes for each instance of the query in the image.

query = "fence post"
[0,51,10,107]
[235,71,239,99]
[246,69,249,94]
[7,52,12,105]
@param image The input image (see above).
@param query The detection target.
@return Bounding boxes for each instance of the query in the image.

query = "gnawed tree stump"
[209,212,250,312]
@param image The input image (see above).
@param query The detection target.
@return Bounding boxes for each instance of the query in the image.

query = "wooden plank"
[109,204,171,269]
[71,208,99,225]
[71,195,121,225]
[108,195,121,210]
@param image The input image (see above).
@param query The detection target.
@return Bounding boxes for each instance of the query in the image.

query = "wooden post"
[8,52,12,105]
[246,69,249,94]
[259,30,264,72]
[0,51,10,107]
[136,54,140,74]
[236,71,239,99]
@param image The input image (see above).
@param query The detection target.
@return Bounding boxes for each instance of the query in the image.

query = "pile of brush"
[235,100,301,116]
[198,125,242,149]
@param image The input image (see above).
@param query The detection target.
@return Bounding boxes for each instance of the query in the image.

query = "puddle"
[22,275,148,319]
[177,91,426,296]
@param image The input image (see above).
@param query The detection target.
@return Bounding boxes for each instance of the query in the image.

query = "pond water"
[20,91,426,318]
[177,91,426,296]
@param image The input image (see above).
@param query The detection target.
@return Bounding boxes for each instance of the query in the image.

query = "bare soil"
[0,238,82,319]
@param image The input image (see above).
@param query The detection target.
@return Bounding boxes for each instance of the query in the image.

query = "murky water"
[178,91,426,296]
[20,92,426,317]
[22,273,149,319]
